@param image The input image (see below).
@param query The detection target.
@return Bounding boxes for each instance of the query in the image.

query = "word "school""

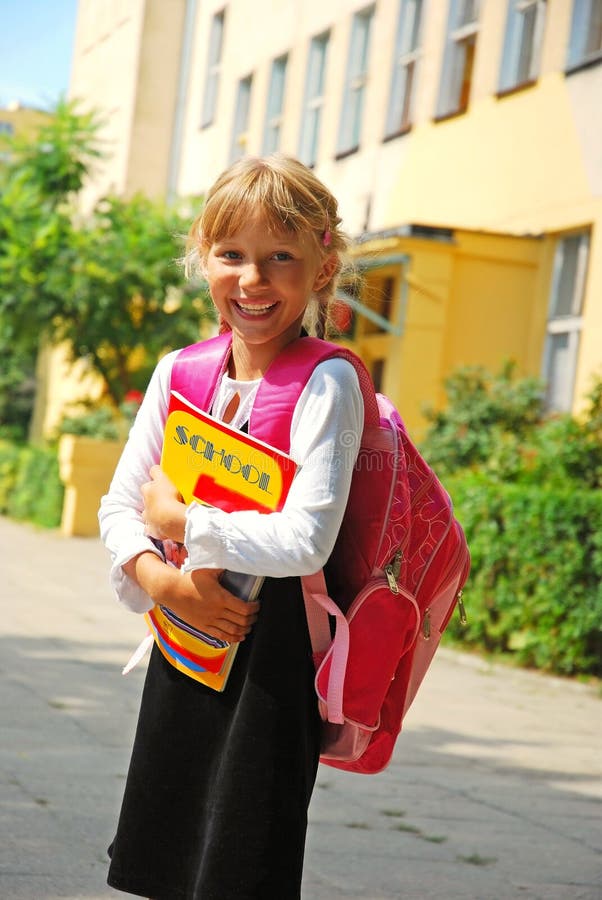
[174,425,273,493]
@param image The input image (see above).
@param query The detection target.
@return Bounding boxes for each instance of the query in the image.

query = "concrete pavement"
[1,515,600,900]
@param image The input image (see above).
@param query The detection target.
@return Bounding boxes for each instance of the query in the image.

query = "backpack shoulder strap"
[169,332,379,455]
[250,336,379,454]
[170,332,233,412]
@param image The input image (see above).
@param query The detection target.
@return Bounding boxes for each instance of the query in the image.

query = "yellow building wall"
[386,74,594,236]
[443,233,542,375]
[351,230,544,439]
[29,343,107,442]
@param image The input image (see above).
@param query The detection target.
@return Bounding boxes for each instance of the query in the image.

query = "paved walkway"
[1,515,600,900]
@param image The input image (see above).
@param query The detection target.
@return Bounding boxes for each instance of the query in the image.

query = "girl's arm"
[99,352,258,639]
[98,351,176,612]
[121,551,257,642]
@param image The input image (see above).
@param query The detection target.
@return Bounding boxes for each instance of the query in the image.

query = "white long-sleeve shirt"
[99,349,364,613]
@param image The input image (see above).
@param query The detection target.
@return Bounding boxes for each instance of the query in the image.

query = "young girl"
[99,154,364,900]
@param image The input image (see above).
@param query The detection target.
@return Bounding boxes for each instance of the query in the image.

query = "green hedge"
[447,472,602,677]
[0,440,64,528]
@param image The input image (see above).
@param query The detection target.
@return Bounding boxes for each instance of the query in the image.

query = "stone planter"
[58,434,124,537]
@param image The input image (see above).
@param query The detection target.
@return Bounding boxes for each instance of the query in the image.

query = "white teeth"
[236,301,276,315]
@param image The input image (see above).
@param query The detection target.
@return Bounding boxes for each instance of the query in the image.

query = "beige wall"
[69,0,187,207]
[69,0,146,207]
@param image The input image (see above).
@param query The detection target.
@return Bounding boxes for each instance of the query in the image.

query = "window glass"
[543,232,590,412]
[436,0,480,118]
[499,0,546,91]
[298,32,330,166]
[385,0,423,137]
[337,8,375,155]
[545,332,574,412]
[567,0,602,68]
[262,55,288,155]
[201,10,226,128]
[229,75,253,163]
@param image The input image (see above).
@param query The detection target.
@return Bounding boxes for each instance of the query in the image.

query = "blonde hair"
[185,155,349,338]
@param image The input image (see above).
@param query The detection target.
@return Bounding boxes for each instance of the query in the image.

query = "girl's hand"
[141,465,186,544]
[182,568,260,642]
[124,553,259,643]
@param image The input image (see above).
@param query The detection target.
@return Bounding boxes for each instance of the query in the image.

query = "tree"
[0,99,103,436]
[0,98,213,433]
[54,193,211,405]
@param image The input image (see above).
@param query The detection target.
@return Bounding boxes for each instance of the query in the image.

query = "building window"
[336,6,375,157]
[200,9,226,128]
[229,74,253,163]
[385,0,424,138]
[262,54,288,155]
[567,0,602,70]
[543,232,589,412]
[499,0,547,93]
[436,0,481,119]
[298,31,330,167]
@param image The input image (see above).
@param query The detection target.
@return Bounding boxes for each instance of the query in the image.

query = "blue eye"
[222,250,241,260]
[273,251,293,261]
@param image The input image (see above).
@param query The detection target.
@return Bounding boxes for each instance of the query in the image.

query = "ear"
[313,253,339,292]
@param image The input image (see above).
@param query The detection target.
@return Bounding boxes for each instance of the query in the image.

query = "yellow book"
[144,390,298,691]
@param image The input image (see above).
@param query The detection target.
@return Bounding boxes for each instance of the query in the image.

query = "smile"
[234,301,278,316]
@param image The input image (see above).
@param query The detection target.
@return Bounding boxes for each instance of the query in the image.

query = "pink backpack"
[172,332,470,774]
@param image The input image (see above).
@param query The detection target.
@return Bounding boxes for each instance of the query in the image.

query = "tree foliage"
[52,193,210,404]
[0,98,212,434]
[0,99,102,355]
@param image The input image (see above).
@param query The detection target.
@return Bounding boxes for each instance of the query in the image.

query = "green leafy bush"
[58,390,144,442]
[59,406,120,440]
[0,440,63,528]
[421,362,545,474]
[446,473,602,676]
[423,366,602,677]
[0,440,22,512]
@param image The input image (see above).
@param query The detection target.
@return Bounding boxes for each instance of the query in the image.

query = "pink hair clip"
[322,229,332,247]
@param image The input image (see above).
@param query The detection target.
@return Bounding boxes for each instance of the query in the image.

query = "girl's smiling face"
[205,215,335,366]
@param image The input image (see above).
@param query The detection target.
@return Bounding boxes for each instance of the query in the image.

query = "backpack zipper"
[384,548,403,594]
[422,590,467,640]
[421,540,470,639]
[373,419,403,567]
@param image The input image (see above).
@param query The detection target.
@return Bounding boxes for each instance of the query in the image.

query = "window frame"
[229,73,253,164]
[542,232,590,412]
[498,0,547,95]
[298,31,330,167]
[200,9,226,129]
[336,5,375,158]
[435,0,481,121]
[566,0,602,73]
[384,0,424,140]
[262,53,288,155]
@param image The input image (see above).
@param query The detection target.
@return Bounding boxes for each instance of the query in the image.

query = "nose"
[239,261,268,291]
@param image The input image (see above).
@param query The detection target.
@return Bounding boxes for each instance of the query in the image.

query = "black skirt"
[107,576,322,900]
